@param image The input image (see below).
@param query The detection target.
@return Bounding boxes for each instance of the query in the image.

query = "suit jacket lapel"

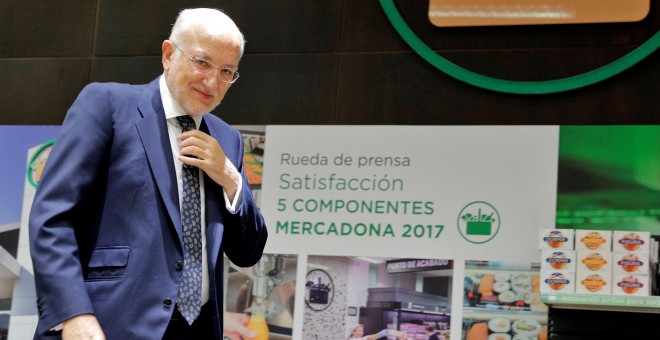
[135,79,183,246]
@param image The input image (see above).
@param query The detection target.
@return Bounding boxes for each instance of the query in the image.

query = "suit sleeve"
[29,83,113,334]
[219,128,268,268]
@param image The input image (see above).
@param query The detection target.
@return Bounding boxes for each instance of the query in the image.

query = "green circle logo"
[27,139,56,188]
[457,201,501,244]
[380,0,660,94]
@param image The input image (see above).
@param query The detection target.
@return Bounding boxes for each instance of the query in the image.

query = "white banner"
[260,125,559,261]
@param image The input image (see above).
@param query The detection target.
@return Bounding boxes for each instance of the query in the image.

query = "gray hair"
[169,8,245,57]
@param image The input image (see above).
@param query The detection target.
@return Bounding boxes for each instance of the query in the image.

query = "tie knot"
[176,115,196,132]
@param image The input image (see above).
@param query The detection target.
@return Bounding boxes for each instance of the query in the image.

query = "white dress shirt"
[159,75,242,306]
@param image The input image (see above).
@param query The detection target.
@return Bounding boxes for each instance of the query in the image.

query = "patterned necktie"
[176,115,202,325]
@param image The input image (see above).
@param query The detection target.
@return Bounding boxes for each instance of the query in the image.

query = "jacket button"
[175,261,183,270]
[163,298,172,307]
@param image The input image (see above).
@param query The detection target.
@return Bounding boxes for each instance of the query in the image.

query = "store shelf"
[463,306,546,317]
[541,293,660,313]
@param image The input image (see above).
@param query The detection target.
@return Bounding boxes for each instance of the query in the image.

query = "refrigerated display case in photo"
[359,287,451,339]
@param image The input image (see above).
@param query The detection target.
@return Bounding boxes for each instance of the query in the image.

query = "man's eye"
[194,59,210,69]
[220,68,233,75]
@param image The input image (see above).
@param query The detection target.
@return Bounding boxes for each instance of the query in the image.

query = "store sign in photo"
[260,126,559,261]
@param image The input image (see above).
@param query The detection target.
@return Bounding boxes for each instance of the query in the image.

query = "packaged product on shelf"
[612,252,650,275]
[576,272,612,295]
[541,250,576,273]
[540,270,574,293]
[576,250,612,275]
[653,262,659,295]
[612,231,650,254]
[539,229,574,251]
[612,274,651,296]
[575,230,611,252]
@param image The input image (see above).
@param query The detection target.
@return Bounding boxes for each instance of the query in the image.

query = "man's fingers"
[177,130,211,142]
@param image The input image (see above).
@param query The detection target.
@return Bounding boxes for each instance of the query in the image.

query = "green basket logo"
[458,201,501,244]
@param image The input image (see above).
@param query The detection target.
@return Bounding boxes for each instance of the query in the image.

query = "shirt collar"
[159,75,204,129]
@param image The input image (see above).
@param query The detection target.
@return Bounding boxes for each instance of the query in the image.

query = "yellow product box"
[539,228,574,251]
[540,270,575,293]
[575,229,611,252]
[541,250,576,273]
[612,274,651,296]
[576,250,612,275]
[612,231,650,254]
[612,252,650,275]
[576,272,611,295]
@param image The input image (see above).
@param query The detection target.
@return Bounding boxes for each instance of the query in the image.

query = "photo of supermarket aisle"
[462,261,548,340]
[238,126,265,207]
[303,256,453,339]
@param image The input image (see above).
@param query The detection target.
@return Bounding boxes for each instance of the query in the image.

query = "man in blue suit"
[29,8,267,339]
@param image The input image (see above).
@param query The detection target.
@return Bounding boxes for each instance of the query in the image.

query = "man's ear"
[162,40,174,70]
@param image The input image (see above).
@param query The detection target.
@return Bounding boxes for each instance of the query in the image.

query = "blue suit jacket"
[29,78,267,339]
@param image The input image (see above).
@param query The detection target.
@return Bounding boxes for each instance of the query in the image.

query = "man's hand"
[177,130,241,201]
[62,314,105,340]
[223,311,256,340]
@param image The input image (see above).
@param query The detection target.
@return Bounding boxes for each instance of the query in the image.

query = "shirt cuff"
[223,175,243,214]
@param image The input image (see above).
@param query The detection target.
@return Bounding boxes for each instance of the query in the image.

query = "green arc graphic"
[27,139,56,188]
[380,0,660,94]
